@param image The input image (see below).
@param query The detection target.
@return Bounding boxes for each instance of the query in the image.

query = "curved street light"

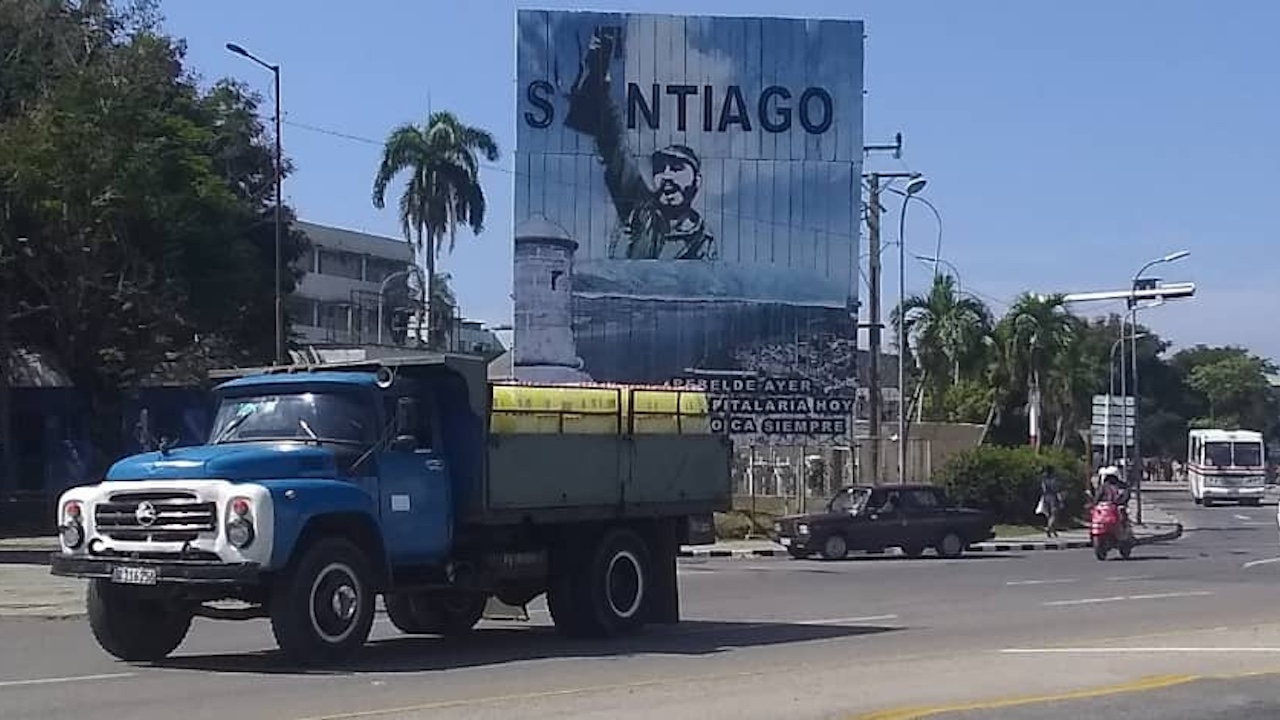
[226,41,284,364]
[896,176,928,483]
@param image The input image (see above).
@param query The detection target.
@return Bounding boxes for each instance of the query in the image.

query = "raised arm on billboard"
[565,33,648,226]
[565,31,717,261]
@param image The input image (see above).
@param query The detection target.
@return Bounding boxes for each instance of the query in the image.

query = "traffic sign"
[1090,394,1136,447]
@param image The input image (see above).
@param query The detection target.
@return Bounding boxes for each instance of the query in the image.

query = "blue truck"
[50,355,730,665]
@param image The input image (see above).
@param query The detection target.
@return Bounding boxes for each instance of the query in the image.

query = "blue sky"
[160,0,1279,359]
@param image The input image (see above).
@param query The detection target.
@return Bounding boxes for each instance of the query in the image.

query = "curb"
[966,539,1094,552]
[680,548,788,559]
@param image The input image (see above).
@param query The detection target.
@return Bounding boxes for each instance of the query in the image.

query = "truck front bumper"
[50,554,262,585]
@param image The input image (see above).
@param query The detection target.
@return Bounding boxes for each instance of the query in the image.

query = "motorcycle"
[1090,500,1135,561]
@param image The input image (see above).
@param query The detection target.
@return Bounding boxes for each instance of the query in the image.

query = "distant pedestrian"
[1037,468,1063,538]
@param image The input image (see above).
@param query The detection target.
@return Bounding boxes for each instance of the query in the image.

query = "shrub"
[933,445,1086,525]
[714,510,776,540]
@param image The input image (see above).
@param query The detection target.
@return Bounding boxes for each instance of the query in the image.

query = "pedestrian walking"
[1037,467,1063,537]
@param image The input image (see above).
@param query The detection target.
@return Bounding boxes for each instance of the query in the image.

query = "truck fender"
[264,481,389,587]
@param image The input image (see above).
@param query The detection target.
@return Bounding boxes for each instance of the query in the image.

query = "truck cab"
[51,355,729,665]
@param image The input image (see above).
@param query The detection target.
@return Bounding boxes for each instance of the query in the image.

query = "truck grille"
[94,491,217,543]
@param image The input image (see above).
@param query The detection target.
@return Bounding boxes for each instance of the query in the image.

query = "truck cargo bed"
[472,382,733,524]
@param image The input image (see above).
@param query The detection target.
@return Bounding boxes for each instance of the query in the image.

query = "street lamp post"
[1125,250,1190,523]
[226,42,284,365]
[896,176,928,483]
[863,170,925,483]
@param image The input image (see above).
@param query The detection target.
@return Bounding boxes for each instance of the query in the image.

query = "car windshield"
[209,392,376,446]
[829,488,870,514]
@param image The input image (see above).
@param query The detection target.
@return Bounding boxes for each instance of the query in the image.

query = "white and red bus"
[1187,428,1267,506]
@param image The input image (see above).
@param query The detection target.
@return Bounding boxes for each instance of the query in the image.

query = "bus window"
[1205,442,1232,467]
[1234,443,1263,468]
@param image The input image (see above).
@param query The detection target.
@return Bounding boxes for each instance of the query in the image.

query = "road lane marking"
[0,672,135,689]
[1106,574,1153,581]
[1043,590,1213,607]
[1006,578,1076,586]
[1002,647,1280,654]
[849,673,1197,720]
[681,613,898,633]
[1242,557,1280,569]
[1235,514,1252,521]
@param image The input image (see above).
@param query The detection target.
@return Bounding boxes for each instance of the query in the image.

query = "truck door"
[376,393,451,566]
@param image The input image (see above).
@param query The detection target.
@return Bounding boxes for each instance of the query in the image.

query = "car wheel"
[936,532,964,559]
[901,544,925,559]
[820,534,849,561]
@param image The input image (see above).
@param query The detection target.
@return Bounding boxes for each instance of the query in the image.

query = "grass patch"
[714,510,778,540]
[994,517,1088,538]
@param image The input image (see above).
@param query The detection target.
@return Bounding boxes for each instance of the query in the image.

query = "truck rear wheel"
[551,527,652,639]
[385,591,487,636]
[86,580,193,662]
[270,538,376,665]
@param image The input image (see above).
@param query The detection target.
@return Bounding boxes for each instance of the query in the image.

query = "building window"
[319,302,350,333]
[367,257,410,285]
[286,297,317,327]
[317,248,363,281]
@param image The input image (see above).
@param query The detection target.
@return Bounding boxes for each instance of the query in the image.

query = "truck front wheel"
[385,591,487,636]
[270,538,376,665]
[87,580,193,662]
[551,528,652,638]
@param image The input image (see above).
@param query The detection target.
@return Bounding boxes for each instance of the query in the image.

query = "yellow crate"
[490,383,710,435]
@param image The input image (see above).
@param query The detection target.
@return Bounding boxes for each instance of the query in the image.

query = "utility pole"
[865,173,883,483]
[861,134,920,484]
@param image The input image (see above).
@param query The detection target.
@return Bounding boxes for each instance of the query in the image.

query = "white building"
[289,220,504,357]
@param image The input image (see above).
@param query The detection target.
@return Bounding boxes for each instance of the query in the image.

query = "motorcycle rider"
[1093,465,1133,532]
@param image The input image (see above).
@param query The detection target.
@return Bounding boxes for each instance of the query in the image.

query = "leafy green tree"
[1185,351,1272,430]
[371,111,499,350]
[0,0,307,480]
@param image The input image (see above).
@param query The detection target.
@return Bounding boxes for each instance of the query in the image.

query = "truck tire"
[385,591,487,636]
[552,528,652,638]
[86,580,193,662]
[270,538,376,665]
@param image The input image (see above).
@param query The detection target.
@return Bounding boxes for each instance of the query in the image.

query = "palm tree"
[891,274,993,420]
[371,111,499,349]
[1002,293,1079,449]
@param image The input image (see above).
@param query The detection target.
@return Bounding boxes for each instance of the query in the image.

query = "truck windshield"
[209,392,376,446]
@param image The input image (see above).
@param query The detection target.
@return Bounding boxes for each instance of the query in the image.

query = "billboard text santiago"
[512,10,864,441]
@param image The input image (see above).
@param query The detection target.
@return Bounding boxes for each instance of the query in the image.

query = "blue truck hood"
[106,442,340,482]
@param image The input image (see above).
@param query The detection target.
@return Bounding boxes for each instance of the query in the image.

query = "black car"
[773,484,996,560]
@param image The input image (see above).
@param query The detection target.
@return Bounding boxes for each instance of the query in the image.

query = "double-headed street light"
[226,42,285,365]
[1122,250,1190,523]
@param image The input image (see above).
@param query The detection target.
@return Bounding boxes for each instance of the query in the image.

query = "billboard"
[514,10,864,444]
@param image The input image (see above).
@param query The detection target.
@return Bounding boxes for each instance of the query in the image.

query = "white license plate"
[780,537,792,546]
[111,565,158,586]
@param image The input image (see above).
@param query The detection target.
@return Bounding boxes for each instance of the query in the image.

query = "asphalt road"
[4,488,1280,720]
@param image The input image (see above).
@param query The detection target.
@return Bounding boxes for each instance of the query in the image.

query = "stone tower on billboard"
[512,215,593,383]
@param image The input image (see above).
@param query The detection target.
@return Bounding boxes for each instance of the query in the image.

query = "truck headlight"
[59,500,85,550]
[225,497,255,549]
